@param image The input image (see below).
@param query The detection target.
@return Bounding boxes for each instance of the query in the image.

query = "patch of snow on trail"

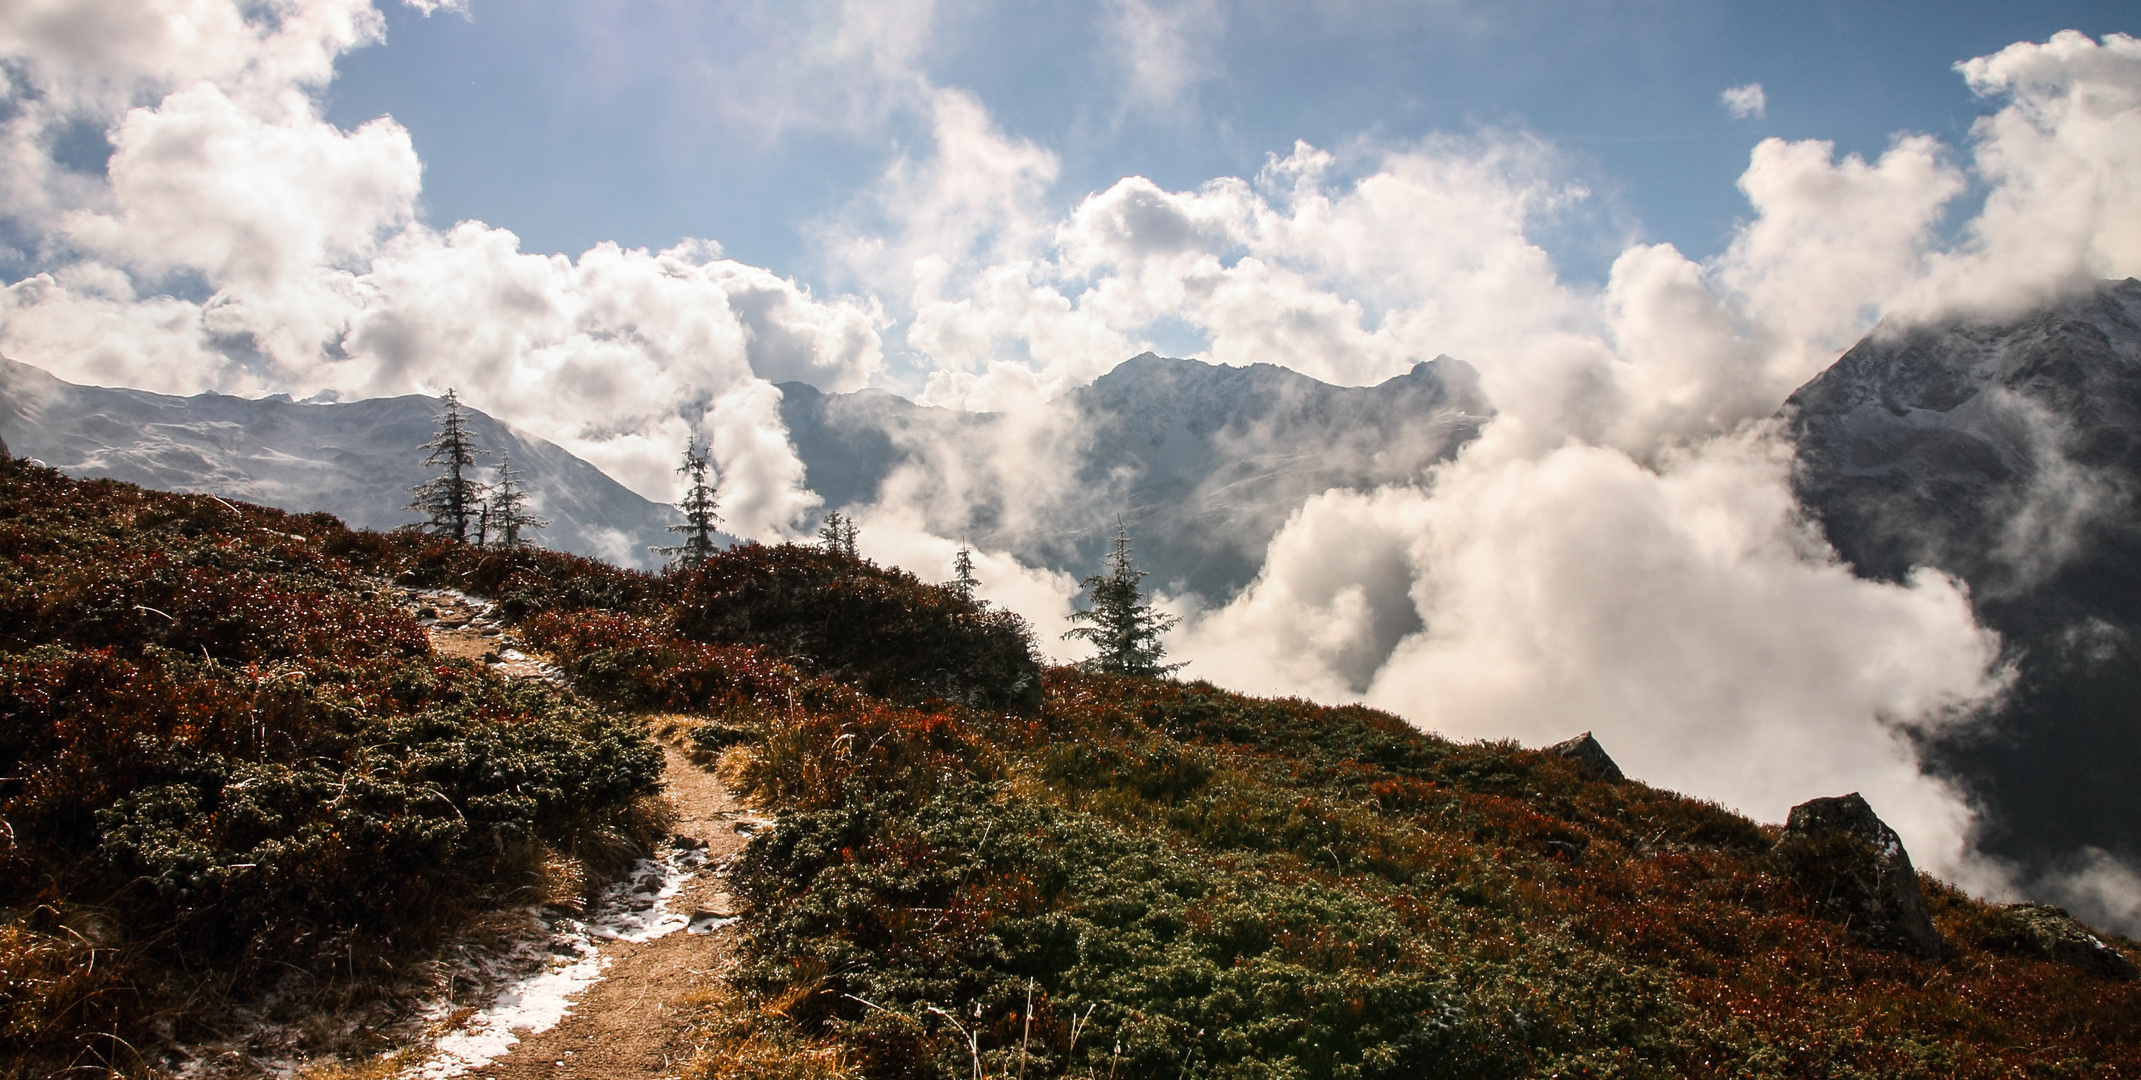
[589,847,704,942]
[413,842,704,1077]
[417,919,609,1079]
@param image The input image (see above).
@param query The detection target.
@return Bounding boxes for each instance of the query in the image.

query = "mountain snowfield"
[780,351,1491,603]
[0,348,1492,601]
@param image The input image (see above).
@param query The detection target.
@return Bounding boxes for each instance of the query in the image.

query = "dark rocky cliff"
[1787,278,2141,892]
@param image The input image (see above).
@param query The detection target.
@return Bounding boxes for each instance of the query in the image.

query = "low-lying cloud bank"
[3,3,2138,923]
[821,28,2141,922]
[1176,432,2004,893]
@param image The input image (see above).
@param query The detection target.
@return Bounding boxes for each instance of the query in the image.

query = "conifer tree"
[487,450,548,548]
[657,439,722,568]
[950,541,981,601]
[407,388,486,540]
[818,510,859,558]
[1064,521,1182,677]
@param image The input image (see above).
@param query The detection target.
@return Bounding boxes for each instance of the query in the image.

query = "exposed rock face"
[1983,903,2141,981]
[1544,731,1624,782]
[1785,279,2141,912]
[1777,793,1944,960]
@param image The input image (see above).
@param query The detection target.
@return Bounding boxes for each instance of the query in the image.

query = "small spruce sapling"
[487,450,548,548]
[818,510,860,559]
[950,541,982,602]
[1064,521,1183,677]
[407,388,487,540]
[657,439,722,569]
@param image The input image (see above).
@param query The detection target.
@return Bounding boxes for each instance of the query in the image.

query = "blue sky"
[324,0,2135,287]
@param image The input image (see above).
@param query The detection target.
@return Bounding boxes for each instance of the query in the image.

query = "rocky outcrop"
[1545,731,1624,782]
[1776,793,1944,959]
[1982,903,2141,981]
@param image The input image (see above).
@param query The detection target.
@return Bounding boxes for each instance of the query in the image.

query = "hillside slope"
[6,460,2138,1079]
[364,486,2141,1078]
[0,459,668,1076]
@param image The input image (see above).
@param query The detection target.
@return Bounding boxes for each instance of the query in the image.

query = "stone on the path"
[1984,903,2140,981]
[1777,793,1944,959]
[1544,731,1624,782]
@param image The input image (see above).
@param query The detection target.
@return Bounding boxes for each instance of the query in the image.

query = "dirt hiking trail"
[412,589,767,1080]
[460,741,756,1080]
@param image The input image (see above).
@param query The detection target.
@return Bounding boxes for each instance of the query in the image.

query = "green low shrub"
[673,544,1043,712]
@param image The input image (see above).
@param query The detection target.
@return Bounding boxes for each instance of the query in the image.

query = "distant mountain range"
[0,357,684,568]
[1788,277,2141,892]
[782,352,1492,601]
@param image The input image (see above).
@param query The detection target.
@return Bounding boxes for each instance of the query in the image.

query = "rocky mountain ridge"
[0,356,685,567]
[781,351,1490,601]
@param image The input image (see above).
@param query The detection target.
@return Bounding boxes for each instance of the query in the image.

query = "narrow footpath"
[460,739,757,1080]
[410,589,766,1080]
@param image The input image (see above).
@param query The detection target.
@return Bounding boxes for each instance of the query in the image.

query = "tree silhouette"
[487,450,548,548]
[818,510,859,559]
[407,388,486,540]
[950,541,981,602]
[1064,521,1182,677]
[657,439,722,569]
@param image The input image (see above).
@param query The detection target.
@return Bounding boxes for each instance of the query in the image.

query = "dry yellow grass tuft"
[716,745,760,790]
[678,983,857,1080]
[288,1048,421,1080]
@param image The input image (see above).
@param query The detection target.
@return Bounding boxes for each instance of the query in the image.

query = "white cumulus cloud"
[0,0,886,535]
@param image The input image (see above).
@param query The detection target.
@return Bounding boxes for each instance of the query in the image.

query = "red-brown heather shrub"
[716,666,2141,1079]
[673,543,1043,712]
[0,460,662,1075]
[8,456,2140,1078]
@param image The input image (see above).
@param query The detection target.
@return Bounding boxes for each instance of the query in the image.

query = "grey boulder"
[1777,793,1945,960]
[1544,731,1624,783]
[1982,903,2140,981]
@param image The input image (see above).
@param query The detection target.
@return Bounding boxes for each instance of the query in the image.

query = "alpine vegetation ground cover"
[3,458,2139,1078]
[396,508,2141,1078]
[0,460,664,1075]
